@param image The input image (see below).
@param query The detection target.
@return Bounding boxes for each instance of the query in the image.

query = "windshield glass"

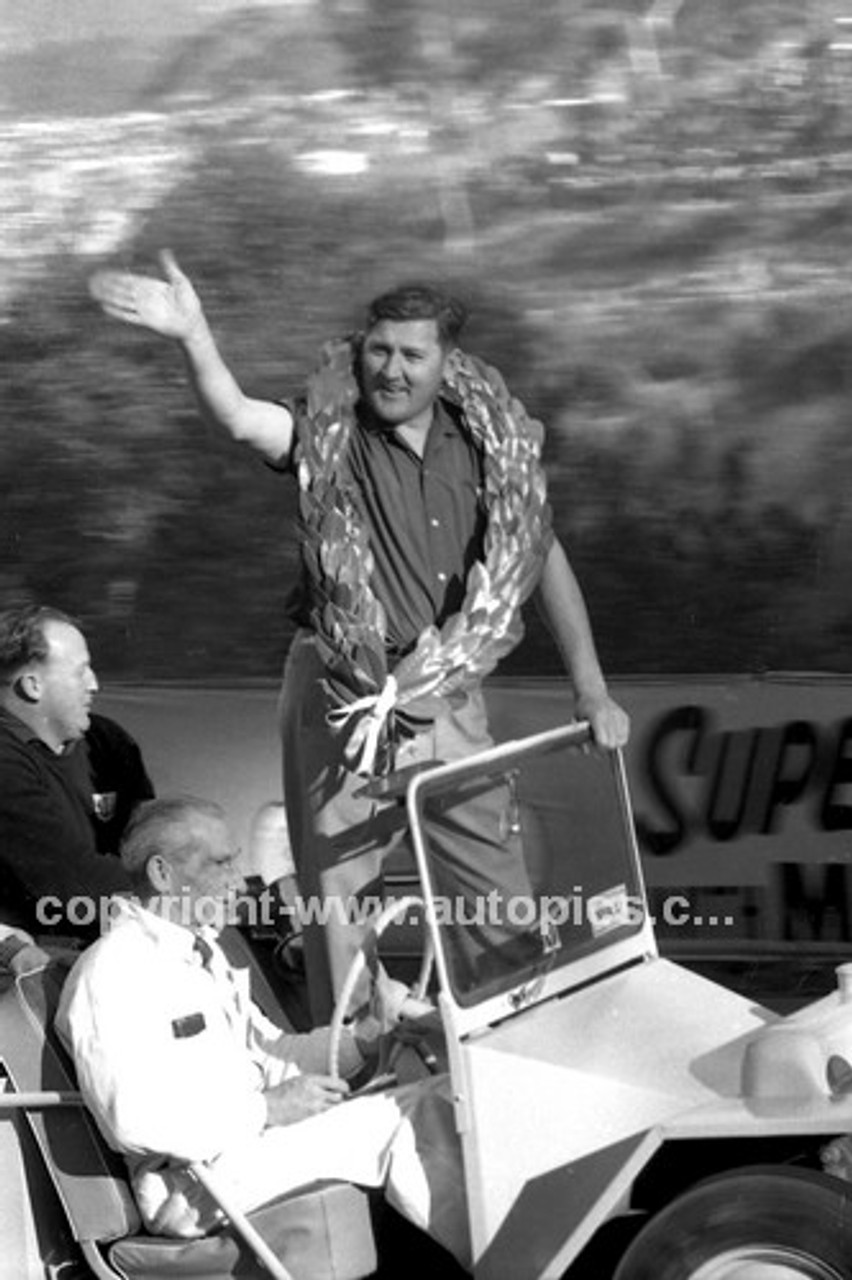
[412,732,646,1008]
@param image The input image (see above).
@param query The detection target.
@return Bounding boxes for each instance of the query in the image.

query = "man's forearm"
[535,539,630,747]
[179,321,293,463]
[536,539,608,700]
[180,320,251,436]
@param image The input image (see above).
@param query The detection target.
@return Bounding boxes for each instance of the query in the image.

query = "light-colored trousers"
[279,631,532,1025]
[136,1075,470,1269]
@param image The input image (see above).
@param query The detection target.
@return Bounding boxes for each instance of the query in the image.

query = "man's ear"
[146,854,172,894]
[13,671,41,704]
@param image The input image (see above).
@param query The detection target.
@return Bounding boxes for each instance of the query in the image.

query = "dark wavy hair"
[0,604,78,683]
[364,282,468,350]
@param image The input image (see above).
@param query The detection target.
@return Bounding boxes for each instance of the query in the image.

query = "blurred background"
[3,0,852,682]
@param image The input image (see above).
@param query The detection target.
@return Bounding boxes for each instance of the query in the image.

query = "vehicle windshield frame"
[405,721,657,1037]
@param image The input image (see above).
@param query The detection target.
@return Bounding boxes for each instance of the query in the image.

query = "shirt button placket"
[428,512,447,587]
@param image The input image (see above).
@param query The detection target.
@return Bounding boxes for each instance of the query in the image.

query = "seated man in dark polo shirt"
[0,604,153,954]
[90,257,631,1025]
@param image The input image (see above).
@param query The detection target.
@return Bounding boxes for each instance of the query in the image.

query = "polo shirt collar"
[0,705,83,757]
[0,704,44,747]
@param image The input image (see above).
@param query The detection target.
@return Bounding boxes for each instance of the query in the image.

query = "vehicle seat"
[0,960,377,1280]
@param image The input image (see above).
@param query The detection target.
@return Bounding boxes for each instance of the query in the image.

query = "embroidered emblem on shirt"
[92,791,117,821]
[171,1012,206,1039]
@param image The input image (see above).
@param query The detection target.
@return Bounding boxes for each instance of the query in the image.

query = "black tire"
[613,1165,852,1280]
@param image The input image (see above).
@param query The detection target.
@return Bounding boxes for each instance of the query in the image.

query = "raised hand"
[89,249,205,343]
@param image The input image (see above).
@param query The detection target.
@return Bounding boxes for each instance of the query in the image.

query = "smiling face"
[360,318,449,431]
[33,620,99,751]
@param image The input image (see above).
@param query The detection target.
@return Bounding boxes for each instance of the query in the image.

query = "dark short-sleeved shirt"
[0,709,148,937]
[287,397,488,656]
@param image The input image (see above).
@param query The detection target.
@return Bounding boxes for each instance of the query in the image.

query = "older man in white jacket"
[56,795,469,1269]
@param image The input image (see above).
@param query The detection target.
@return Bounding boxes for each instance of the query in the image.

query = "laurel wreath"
[294,336,552,774]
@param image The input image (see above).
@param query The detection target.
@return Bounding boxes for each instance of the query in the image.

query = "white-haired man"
[56,796,470,1268]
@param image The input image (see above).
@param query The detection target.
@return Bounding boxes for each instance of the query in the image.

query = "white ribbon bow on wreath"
[325,675,399,776]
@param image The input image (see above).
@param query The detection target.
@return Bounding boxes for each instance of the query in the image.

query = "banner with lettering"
[102,675,852,958]
[488,675,852,957]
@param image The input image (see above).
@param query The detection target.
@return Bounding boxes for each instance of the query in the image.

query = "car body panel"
[403,722,852,1278]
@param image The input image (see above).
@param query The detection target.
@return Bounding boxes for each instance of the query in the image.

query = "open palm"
[89,250,203,341]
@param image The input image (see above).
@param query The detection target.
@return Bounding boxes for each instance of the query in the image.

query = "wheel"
[613,1165,852,1280]
[327,895,434,1080]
